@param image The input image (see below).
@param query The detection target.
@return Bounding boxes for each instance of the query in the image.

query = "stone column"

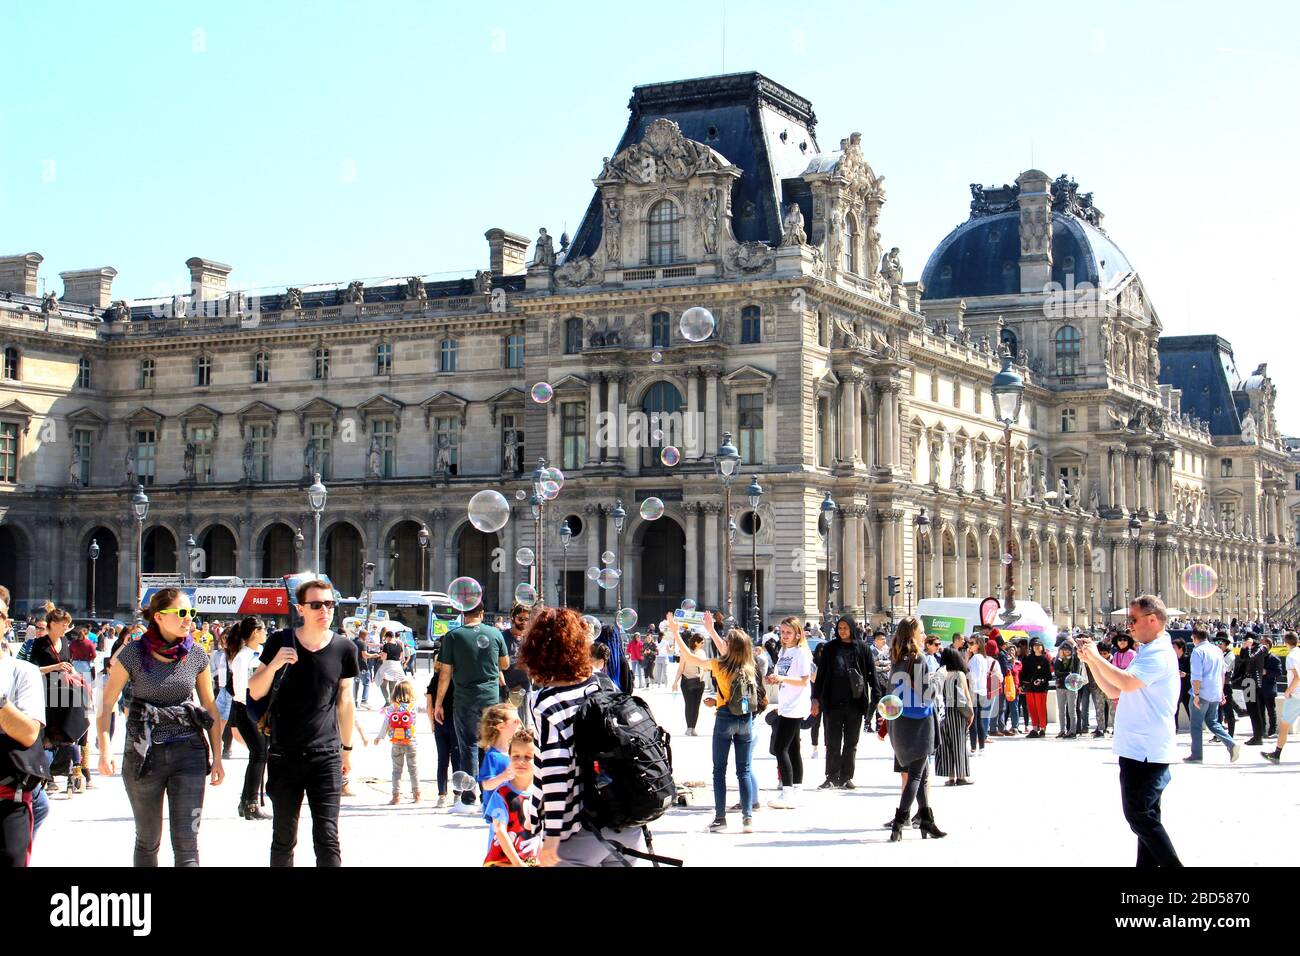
[955,525,969,598]
[864,385,878,471]
[584,504,601,609]
[602,509,619,612]
[235,515,255,580]
[842,507,860,614]
[705,369,720,456]
[606,374,621,469]
[702,503,721,609]
[684,504,700,607]
[587,377,602,467]
[838,380,855,464]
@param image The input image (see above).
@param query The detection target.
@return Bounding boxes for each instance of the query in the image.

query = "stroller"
[44,671,93,794]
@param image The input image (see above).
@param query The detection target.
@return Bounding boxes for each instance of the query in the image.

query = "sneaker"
[839,780,856,790]
[816,779,837,790]
[1092,730,1104,738]
[436,794,448,808]
[810,748,819,759]
[707,818,728,833]
[1262,751,1280,763]
[742,817,754,833]
[1230,744,1242,763]
[767,789,795,809]
[1182,757,1203,763]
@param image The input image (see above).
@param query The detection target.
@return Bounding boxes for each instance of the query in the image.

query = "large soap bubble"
[1064,673,1088,693]
[582,615,602,640]
[680,598,697,612]
[660,446,681,467]
[515,547,535,567]
[514,582,537,606]
[597,568,621,590]
[601,550,615,565]
[1181,564,1219,600]
[447,576,483,612]
[617,608,638,630]
[468,490,510,533]
[586,566,601,581]
[679,306,715,342]
[639,497,665,521]
[530,382,554,404]
[876,695,904,721]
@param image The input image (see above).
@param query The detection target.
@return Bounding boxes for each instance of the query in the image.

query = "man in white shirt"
[1077,594,1183,867]
[1263,632,1299,763]
[0,596,49,866]
[1186,628,1240,763]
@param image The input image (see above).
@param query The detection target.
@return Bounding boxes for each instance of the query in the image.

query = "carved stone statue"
[696,189,720,254]
[304,439,318,477]
[183,442,196,481]
[435,434,454,473]
[1034,460,1048,499]
[554,256,602,288]
[880,247,903,286]
[1148,342,1160,379]
[242,438,256,482]
[779,203,806,246]
[344,281,365,305]
[366,434,382,478]
[503,429,519,475]
[1089,482,1100,513]
[728,242,775,274]
[1057,476,1070,506]
[41,292,59,315]
[972,444,987,494]
[826,211,842,269]
[533,228,556,269]
[110,299,131,322]
[284,287,303,310]
[603,197,622,265]
[865,214,882,278]
[68,448,81,486]
[951,447,966,491]
[124,447,137,485]
[928,434,943,486]
[473,270,492,294]
[1240,411,1258,444]
[993,450,1006,497]
[1244,514,1253,538]
[404,276,427,302]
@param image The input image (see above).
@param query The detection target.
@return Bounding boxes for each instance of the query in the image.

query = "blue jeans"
[1189,699,1235,759]
[1117,757,1182,867]
[1002,695,1021,731]
[121,735,209,867]
[452,699,486,805]
[353,666,371,704]
[711,709,754,821]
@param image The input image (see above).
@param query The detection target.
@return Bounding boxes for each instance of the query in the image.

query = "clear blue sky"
[5,0,1298,428]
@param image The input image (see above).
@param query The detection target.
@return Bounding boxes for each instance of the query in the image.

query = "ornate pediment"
[179,403,222,438]
[65,407,108,440]
[420,391,470,428]
[549,374,590,396]
[122,406,164,439]
[596,119,734,186]
[486,388,525,425]
[356,394,405,432]
[0,399,37,434]
[721,365,776,404]
[294,397,341,435]
[236,401,280,437]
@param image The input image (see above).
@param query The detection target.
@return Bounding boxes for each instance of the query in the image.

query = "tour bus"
[366,590,462,652]
[138,571,342,628]
[915,597,1057,645]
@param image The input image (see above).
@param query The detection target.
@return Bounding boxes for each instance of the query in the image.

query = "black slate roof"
[1158,335,1243,436]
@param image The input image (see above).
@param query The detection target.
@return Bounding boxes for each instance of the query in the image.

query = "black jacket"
[812,638,875,712]
[1021,653,1053,691]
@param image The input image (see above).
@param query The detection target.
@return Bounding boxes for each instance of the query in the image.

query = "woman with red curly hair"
[519,607,646,867]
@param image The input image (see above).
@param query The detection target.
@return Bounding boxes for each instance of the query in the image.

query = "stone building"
[0,71,1295,625]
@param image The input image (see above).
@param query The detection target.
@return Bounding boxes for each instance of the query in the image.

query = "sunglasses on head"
[157,607,199,620]
[301,600,336,611]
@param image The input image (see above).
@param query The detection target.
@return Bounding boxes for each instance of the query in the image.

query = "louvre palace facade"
[1,72,1296,626]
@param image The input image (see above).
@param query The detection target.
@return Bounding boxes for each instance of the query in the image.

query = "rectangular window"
[561,402,586,471]
[1058,465,1081,499]
[1061,407,1077,432]
[314,349,330,381]
[2,349,18,380]
[310,422,332,479]
[565,319,584,355]
[251,424,271,481]
[740,306,761,344]
[651,313,670,349]
[930,374,940,403]
[376,343,392,376]
[0,422,17,482]
[440,340,458,373]
[505,334,524,369]
[1295,473,1300,491]
[738,393,764,465]
[74,428,92,486]
[435,416,459,474]
[1221,458,1232,478]
[196,356,211,387]
[817,399,830,468]
[140,359,155,389]
[952,379,962,409]
[374,418,395,478]
[191,426,213,483]
[254,352,270,384]
[135,429,156,485]
[76,358,92,389]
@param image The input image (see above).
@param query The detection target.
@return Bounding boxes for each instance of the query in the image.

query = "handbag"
[1003,673,1017,703]
[846,647,866,700]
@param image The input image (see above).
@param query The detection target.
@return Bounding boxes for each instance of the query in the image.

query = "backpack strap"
[588,825,684,868]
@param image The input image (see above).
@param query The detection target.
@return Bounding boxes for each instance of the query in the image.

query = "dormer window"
[647,200,680,265]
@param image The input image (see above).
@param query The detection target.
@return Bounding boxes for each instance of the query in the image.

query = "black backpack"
[574,689,682,866]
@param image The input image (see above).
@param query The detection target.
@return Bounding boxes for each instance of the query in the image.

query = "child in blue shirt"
[476,702,522,794]
[482,729,541,866]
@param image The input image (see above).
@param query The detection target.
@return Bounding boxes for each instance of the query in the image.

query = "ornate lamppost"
[417,525,430,591]
[131,484,149,613]
[820,491,837,631]
[714,433,741,625]
[307,473,327,576]
[746,476,763,638]
[992,353,1025,623]
[88,539,100,616]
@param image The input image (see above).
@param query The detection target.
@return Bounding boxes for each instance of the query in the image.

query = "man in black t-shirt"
[248,580,357,867]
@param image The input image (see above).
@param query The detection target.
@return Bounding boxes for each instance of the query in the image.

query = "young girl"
[225,616,269,820]
[482,729,542,866]
[476,703,523,795]
[375,680,419,804]
[766,617,813,809]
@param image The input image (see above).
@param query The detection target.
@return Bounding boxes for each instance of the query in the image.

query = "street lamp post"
[531,458,550,605]
[1071,585,1077,630]
[417,525,430,592]
[559,520,572,609]
[820,492,837,631]
[937,582,944,600]
[1050,584,1057,622]
[970,582,977,599]
[1090,587,1096,629]
[861,576,869,618]
[390,545,399,591]
[746,476,763,638]
[529,493,542,599]
[914,507,929,602]
[1127,514,1142,598]
[905,580,913,616]
[307,473,327,576]
[714,433,741,626]
[992,353,1025,622]
[88,539,100,617]
[611,500,627,616]
[131,484,149,614]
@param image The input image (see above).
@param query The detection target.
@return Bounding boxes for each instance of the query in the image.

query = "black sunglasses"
[301,600,336,611]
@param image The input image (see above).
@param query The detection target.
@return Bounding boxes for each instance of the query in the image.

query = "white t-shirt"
[0,657,45,734]
[1286,650,1299,694]
[229,646,260,705]
[775,644,813,719]
[210,648,229,689]
[967,654,990,698]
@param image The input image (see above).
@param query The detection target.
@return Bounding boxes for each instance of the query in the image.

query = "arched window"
[564,318,583,355]
[647,200,681,265]
[439,338,457,373]
[1000,327,1018,357]
[651,312,671,348]
[640,381,684,469]
[844,213,858,274]
[2,347,19,380]
[1054,325,1081,375]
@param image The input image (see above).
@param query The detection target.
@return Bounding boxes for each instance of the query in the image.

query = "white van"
[915,598,1056,644]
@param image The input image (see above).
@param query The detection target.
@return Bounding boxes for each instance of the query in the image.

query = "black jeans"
[681,676,704,730]
[121,735,208,867]
[822,702,863,783]
[772,716,804,787]
[1260,693,1277,736]
[0,796,33,867]
[897,755,931,813]
[1245,697,1265,740]
[267,747,342,867]
[1117,756,1182,867]
[230,701,268,804]
[433,714,460,795]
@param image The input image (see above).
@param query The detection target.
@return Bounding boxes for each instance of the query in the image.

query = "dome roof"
[920,210,1133,300]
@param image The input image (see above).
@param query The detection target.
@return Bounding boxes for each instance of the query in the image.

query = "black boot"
[917,807,947,840]
[242,800,269,820]
[889,808,909,842]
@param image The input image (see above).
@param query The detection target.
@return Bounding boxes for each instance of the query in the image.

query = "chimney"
[185,257,233,302]
[1015,169,1053,294]
[59,267,118,308]
[484,229,530,277]
[0,252,44,295]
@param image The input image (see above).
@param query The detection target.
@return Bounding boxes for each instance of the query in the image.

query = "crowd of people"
[1,578,1296,868]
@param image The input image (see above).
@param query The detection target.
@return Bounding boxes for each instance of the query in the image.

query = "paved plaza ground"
[32,674,1297,868]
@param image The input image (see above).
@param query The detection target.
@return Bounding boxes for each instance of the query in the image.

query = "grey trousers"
[1056,688,1078,734]
[391,743,418,794]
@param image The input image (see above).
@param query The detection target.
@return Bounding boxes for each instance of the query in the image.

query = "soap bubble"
[601,550,615,565]
[660,446,681,467]
[447,577,483,612]
[639,497,665,521]
[597,568,621,590]
[651,351,663,364]
[617,608,638,630]
[540,480,561,500]
[476,633,490,649]
[652,428,664,442]
[1064,673,1088,693]
[876,695,904,721]
[680,598,697,612]
[450,771,475,792]
[1181,563,1219,599]
[582,615,602,640]
[530,382,554,404]
[679,306,715,342]
[514,490,527,501]
[514,582,537,606]
[1001,553,1013,566]
[587,566,600,581]
[515,547,535,567]
[541,466,565,489]
[468,490,510,533]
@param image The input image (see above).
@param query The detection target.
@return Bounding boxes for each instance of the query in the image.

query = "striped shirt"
[527,676,601,842]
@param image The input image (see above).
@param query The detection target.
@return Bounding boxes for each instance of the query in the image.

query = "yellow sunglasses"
[156,608,199,620]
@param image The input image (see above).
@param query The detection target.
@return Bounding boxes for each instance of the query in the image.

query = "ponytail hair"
[44,601,72,626]
[224,615,265,660]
